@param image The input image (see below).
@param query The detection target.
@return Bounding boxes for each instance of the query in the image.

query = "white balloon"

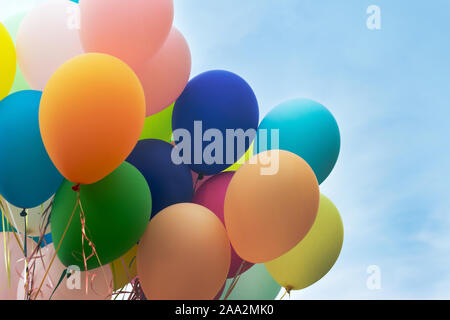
[16,0,83,90]
[5,197,52,237]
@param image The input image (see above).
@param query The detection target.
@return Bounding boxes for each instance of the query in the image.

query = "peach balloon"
[39,53,146,184]
[224,150,320,263]
[135,28,192,116]
[137,203,231,300]
[16,0,84,90]
[79,0,174,66]
[0,234,36,300]
[29,244,113,300]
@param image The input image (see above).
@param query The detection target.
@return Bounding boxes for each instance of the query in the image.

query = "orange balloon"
[224,150,320,263]
[137,203,231,300]
[40,53,146,184]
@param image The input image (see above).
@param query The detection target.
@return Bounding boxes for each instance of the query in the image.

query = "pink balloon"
[193,172,253,278]
[79,0,174,67]
[30,244,113,300]
[135,28,192,116]
[0,234,35,300]
[16,0,84,90]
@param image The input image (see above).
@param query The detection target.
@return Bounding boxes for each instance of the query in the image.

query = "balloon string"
[223,260,247,300]
[1,205,11,289]
[120,256,132,287]
[32,192,80,300]
[21,209,30,298]
[279,287,292,300]
[21,210,27,257]
[0,195,25,253]
[38,200,53,241]
[0,196,31,296]
[78,196,113,298]
[25,201,53,299]
[79,193,93,295]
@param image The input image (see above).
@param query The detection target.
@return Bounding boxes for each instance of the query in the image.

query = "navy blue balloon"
[0,91,63,208]
[172,70,259,175]
[126,139,193,218]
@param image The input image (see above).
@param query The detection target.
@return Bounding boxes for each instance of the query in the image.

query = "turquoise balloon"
[0,91,63,208]
[256,99,340,184]
[219,264,281,300]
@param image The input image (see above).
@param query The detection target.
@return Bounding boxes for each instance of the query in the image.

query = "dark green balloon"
[51,162,151,270]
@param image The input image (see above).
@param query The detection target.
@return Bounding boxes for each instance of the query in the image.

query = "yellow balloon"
[224,143,254,172]
[0,22,16,100]
[140,103,174,142]
[265,194,344,291]
[110,245,138,291]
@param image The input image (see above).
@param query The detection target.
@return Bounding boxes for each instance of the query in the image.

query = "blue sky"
[2,0,450,299]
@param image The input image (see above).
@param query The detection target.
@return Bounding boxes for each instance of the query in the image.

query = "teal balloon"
[256,99,340,184]
[219,264,281,300]
[0,91,63,208]
[50,162,151,270]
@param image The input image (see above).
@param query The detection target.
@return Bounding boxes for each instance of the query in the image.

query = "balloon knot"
[198,173,204,180]
[72,184,81,192]
[20,209,27,217]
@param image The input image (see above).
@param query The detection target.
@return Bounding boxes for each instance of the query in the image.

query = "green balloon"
[51,162,152,270]
[139,104,174,142]
[3,12,31,93]
[220,264,281,300]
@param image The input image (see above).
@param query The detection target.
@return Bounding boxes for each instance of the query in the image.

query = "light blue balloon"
[0,91,63,209]
[256,99,340,184]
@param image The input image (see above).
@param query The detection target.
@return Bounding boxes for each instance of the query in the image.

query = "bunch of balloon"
[36,51,151,275]
[0,0,346,301]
